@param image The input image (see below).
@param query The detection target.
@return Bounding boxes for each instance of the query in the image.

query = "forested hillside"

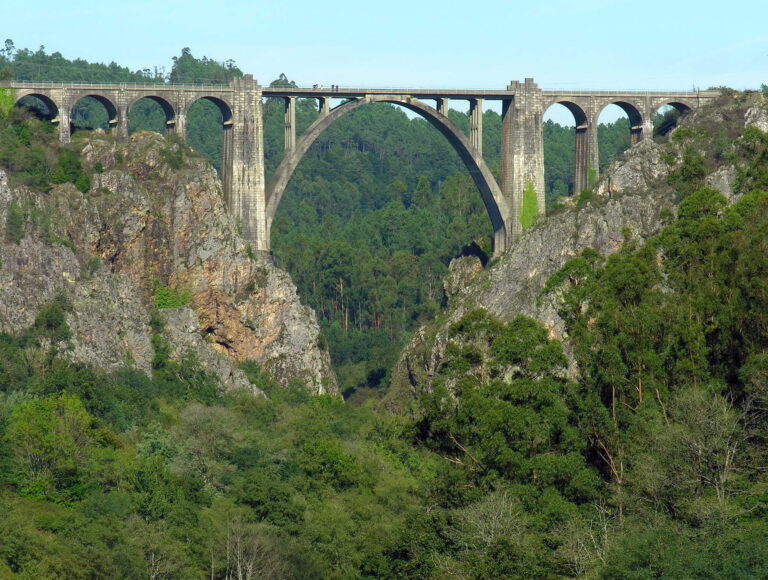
[3,45,765,579]
[0,44,639,396]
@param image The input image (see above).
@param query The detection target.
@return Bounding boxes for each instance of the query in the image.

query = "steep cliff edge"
[0,131,337,395]
[389,90,768,409]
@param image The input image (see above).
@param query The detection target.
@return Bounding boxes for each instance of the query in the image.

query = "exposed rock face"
[390,184,676,408]
[389,94,768,407]
[0,132,337,395]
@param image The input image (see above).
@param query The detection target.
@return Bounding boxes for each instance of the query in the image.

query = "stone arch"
[14,92,60,122]
[127,94,177,130]
[546,99,589,127]
[543,99,592,194]
[652,100,693,136]
[184,95,233,126]
[603,100,643,127]
[596,99,646,153]
[69,93,119,134]
[184,95,236,201]
[653,100,693,116]
[265,95,511,254]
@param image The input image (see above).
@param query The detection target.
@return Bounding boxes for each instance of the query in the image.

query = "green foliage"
[588,167,598,188]
[153,285,191,309]
[5,393,104,501]
[51,147,90,192]
[160,144,184,170]
[520,179,538,229]
[668,146,707,196]
[735,126,768,192]
[576,188,595,207]
[418,310,597,507]
[32,293,72,342]
[0,107,96,193]
[168,47,242,84]
[4,199,24,243]
[2,47,767,579]
[0,87,14,115]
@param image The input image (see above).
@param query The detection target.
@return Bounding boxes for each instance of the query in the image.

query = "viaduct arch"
[541,93,701,194]
[265,95,512,253]
[2,77,718,257]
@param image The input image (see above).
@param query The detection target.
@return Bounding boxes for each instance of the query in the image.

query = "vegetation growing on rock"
[1,43,768,578]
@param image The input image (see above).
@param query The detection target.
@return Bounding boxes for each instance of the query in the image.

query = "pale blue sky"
[2,0,766,121]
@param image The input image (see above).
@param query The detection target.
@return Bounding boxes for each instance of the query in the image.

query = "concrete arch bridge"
[2,76,718,256]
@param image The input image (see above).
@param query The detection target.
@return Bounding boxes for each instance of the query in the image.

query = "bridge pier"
[284,96,296,154]
[228,75,268,251]
[502,79,546,239]
[319,96,331,116]
[118,105,130,140]
[469,98,483,155]
[436,97,449,116]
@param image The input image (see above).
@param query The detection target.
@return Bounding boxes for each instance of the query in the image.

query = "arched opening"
[654,102,692,137]
[597,103,635,173]
[267,96,500,400]
[266,96,506,252]
[16,94,59,123]
[70,95,118,135]
[128,96,176,135]
[262,95,323,179]
[185,96,233,174]
[543,102,589,204]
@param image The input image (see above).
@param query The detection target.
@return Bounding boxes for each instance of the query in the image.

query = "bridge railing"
[3,81,231,91]
[542,89,711,97]
[1,81,718,100]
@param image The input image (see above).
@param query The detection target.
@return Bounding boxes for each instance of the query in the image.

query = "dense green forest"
[4,46,765,578]
[0,44,642,395]
[1,106,768,577]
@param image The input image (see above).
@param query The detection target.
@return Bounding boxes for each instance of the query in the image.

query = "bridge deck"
[2,81,711,101]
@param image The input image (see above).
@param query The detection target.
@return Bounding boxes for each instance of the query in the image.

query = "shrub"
[519,180,538,229]
[153,285,191,309]
[32,294,72,342]
[5,200,24,243]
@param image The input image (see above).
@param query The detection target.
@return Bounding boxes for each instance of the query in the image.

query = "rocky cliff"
[388,90,768,409]
[0,131,337,395]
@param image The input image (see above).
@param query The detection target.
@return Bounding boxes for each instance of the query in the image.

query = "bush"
[32,294,72,342]
[4,199,24,243]
[153,285,191,309]
[520,180,539,229]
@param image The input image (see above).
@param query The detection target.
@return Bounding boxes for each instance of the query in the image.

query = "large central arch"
[265,95,511,254]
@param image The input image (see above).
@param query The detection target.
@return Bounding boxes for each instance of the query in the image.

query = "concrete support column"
[175,109,187,140]
[639,102,654,142]
[221,125,234,201]
[59,92,72,143]
[319,96,331,116]
[436,97,449,116]
[502,79,545,239]
[228,75,268,251]
[59,112,71,143]
[574,125,589,194]
[500,98,516,240]
[469,98,483,155]
[284,96,296,154]
[587,114,599,188]
[117,105,130,140]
